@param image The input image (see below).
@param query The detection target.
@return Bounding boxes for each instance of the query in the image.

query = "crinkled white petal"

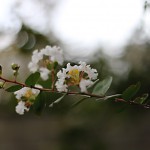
[42,45,64,65]
[78,61,87,71]
[39,67,50,80]
[57,69,68,79]
[32,50,43,63]
[66,63,79,72]
[14,87,30,100]
[86,68,98,80]
[32,84,42,95]
[41,46,52,56]
[79,79,94,93]
[15,101,29,115]
[55,79,68,92]
[79,61,98,80]
[28,62,39,73]
[50,46,64,65]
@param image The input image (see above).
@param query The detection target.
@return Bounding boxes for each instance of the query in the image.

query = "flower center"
[67,69,80,85]
[25,89,33,99]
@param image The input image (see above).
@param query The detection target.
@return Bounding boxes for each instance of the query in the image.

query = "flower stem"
[51,68,55,91]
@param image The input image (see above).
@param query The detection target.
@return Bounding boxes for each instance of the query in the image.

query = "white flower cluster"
[14,85,42,115]
[28,45,64,80]
[55,61,98,93]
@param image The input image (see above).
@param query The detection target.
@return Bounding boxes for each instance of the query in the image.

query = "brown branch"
[0,76,105,98]
[115,98,150,109]
[0,76,150,109]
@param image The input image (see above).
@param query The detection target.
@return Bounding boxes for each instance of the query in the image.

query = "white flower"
[55,62,98,92]
[15,101,29,115]
[42,46,64,65]
[14,84,42,100]
[14,85,42,115]
[39,67,51,80]
[28,45,64,80]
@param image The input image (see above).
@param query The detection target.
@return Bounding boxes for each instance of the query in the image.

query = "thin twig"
[0,76,150,109]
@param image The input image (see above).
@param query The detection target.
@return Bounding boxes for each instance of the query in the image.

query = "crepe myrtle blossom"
[14,84,42,115]
[55,61,98,92]
[28,45,64,80]
[16,101,29,115]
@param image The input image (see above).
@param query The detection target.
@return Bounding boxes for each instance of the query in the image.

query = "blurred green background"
[0,1,150,150]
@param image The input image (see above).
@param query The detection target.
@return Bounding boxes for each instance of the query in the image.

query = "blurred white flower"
[15,101,29,115]
[28,45,64,80]
[32,50,43,63]
[28,61,39,73]
[55,61,98,92]
[42,46,64,65]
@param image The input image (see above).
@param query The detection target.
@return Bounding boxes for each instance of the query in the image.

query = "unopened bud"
[0,82,4,88]
[11,63,20,71]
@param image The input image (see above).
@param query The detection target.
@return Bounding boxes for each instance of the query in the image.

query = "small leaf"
[71,97,89,108]
[134,93,149,104]
[92,76,113,96]
[49,93,67,107]
[32,92,45,115]
[25,72,40,86]
[6,85,22,92]
[122,82,141,101]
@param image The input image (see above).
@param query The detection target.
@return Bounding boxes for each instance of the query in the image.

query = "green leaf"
[92,76,113,96]
[134,93,149,104]
[49,93,67,107]
[5,85,22,92]
[71,97,89,108]
[122,82,141,101]
[25,72,40,86]
[32,92,45,115]
[87,79,99,90]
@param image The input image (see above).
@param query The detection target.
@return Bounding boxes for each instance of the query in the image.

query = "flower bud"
[0,82,4,88]
[11,63,20,71]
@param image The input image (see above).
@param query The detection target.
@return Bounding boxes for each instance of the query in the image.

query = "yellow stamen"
[68,69,80,85]
[25,89,33,99]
